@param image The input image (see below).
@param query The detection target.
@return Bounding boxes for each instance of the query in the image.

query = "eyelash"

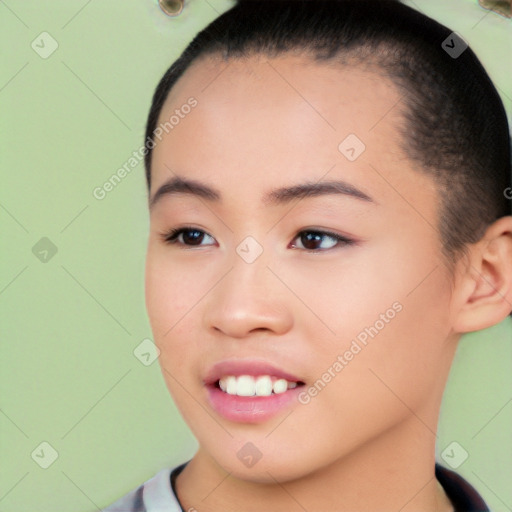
[159,226,355,252]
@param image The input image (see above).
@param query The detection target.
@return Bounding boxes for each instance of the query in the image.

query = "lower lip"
[206,384,303,423]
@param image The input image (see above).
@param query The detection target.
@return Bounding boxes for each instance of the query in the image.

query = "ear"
[452,215,512,333]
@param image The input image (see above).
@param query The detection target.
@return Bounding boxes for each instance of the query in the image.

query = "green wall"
[1,0,510,510]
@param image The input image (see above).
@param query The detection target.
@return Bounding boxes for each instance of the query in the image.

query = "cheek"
[144,249,204,418]
[146,245,194,324]
[297,236,453,395]
[145,247,202,354]
[289,278,452,467]
[315,267,453,425]
[281,248,425,346]
[144,244,226,398]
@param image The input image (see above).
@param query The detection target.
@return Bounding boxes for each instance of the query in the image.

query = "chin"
[204,441,321,484]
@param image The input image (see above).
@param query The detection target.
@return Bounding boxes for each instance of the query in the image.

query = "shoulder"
[103,483,145,512]
[103,466,184,512]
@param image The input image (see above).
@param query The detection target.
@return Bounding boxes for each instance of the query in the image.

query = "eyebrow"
[149,175,375,210]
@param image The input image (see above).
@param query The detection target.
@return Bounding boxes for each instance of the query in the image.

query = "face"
[145,54,458,483]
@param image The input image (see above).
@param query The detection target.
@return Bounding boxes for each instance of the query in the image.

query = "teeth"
[226,376,237,395]
[255,376,273,396]
[217,375,299,397]
[272,378,288,394]
[237,375,256,396]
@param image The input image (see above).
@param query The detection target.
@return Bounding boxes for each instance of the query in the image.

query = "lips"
[203,359,306,423]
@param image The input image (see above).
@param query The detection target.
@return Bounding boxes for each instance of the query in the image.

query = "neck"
[175,413,454,512]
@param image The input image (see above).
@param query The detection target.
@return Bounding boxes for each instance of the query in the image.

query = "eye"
[290,229,354,252]
[160,226,354,252]
[160,226,215,247]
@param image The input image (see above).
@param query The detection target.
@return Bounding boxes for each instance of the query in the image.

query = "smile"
[218,375,300,397]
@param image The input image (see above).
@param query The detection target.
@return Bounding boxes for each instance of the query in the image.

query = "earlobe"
[452,216,512,333]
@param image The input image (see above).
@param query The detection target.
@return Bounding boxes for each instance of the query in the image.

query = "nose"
[202,254,294,339]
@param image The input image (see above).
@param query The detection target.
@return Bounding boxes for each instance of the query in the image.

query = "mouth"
[203,359,306,423]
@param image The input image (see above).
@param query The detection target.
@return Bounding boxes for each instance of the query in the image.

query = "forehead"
[150,53,435,217]
[161,53,404,144]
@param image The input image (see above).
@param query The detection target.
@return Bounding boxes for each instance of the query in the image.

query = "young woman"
[106,1,512,510]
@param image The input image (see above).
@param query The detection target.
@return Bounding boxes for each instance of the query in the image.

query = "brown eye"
[290,230,354,252]
[161,227,215,247]
[180,229,205,245]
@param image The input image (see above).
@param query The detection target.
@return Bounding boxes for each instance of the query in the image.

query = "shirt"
[103,462,490,512]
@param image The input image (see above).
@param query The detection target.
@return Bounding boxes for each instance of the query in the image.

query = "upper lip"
[203,359,304,386]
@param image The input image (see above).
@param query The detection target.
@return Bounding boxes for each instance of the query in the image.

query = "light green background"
[1,0,511,510]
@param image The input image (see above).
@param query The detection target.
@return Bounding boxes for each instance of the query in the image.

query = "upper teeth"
[218,375,298,396]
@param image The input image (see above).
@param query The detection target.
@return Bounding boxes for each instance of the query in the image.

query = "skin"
[144,53,512,512]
